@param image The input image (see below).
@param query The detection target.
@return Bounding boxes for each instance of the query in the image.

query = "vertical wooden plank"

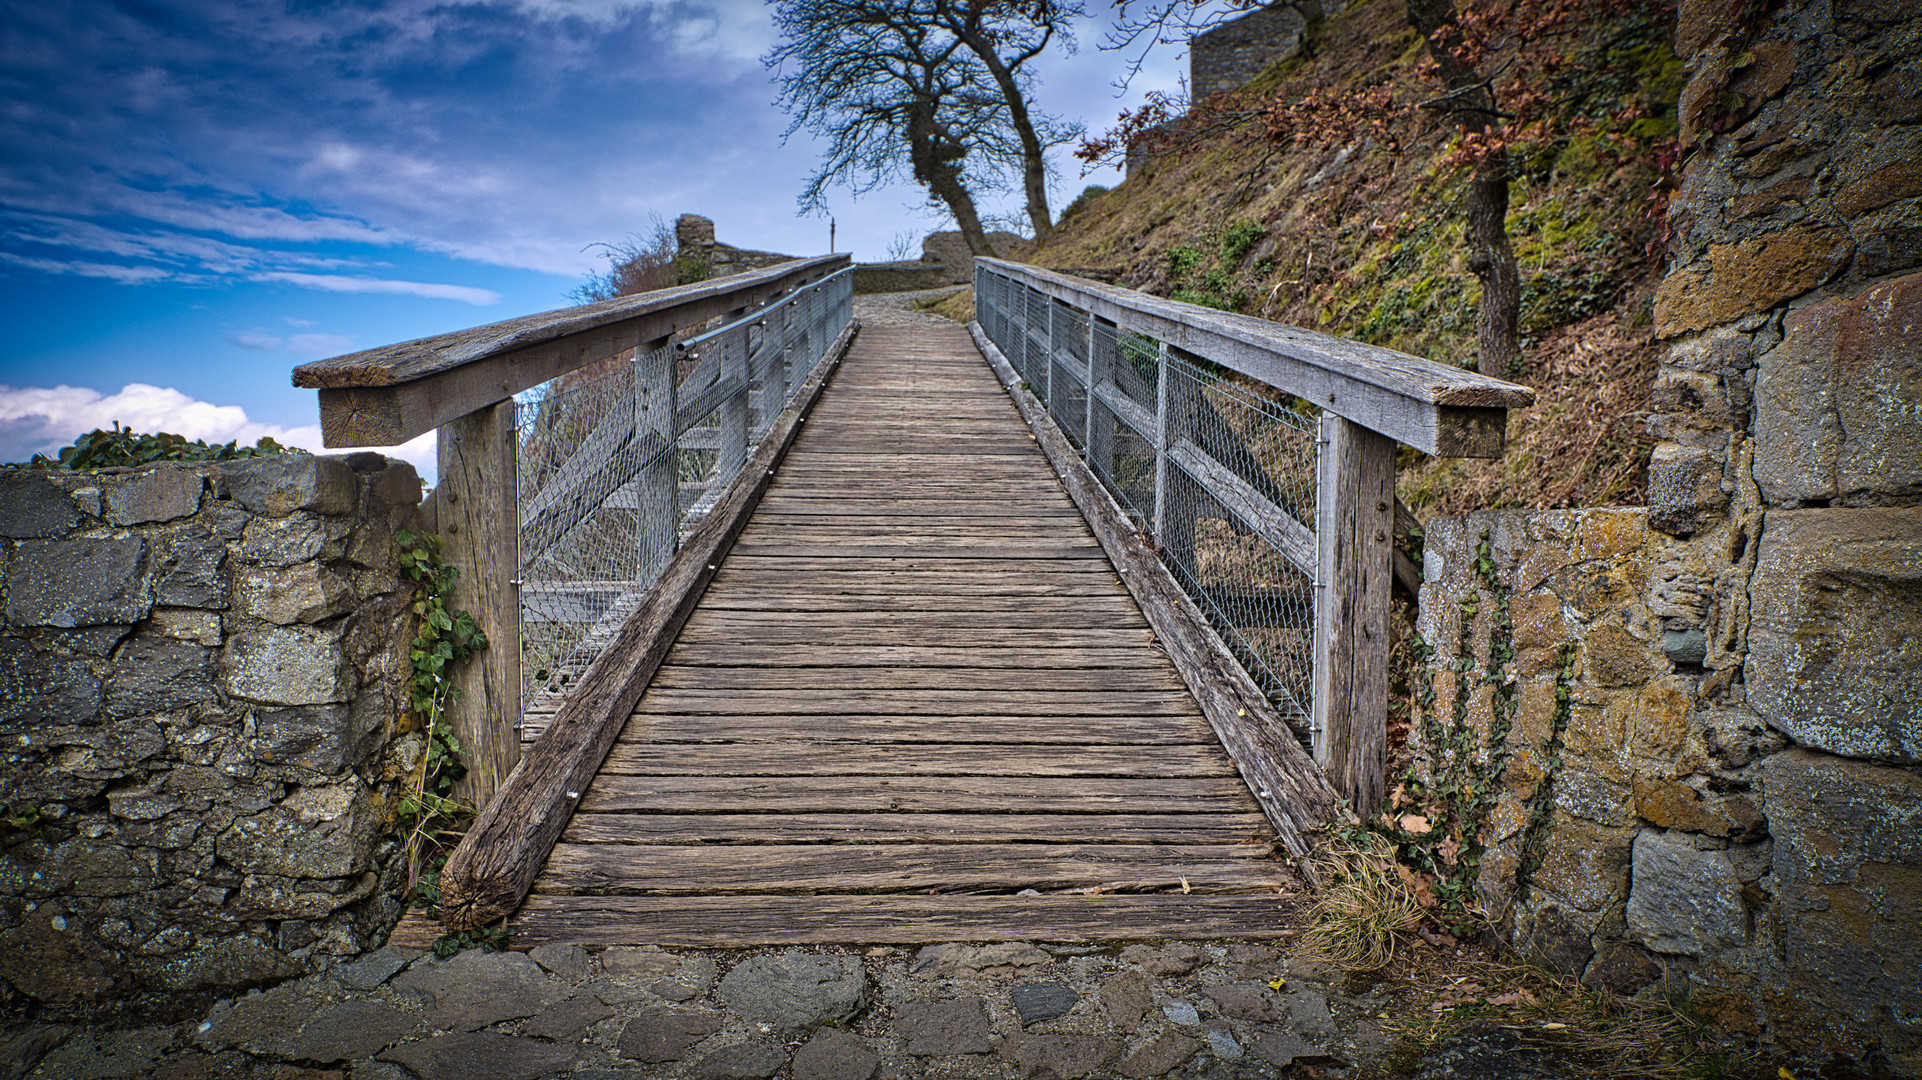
[1311,413,1395,815]
[1158,347,1202,577]
[1084,316,1112,482]
[437,399,522,811]
[636,338,679,583]
[718,324,750,481]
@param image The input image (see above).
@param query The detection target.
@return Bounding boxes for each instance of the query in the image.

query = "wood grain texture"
[436,399,521,811]
[977,259,1531,457]
[1311,413,1395,816]
[971,319,1340,857]
[433,319,857,932]
[495,322,1301,947]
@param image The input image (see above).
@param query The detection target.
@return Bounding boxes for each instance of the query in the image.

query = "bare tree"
[768,0,1021,256]
[923,0,1085,241]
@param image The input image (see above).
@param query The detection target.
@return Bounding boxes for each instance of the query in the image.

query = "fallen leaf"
[1399,814,1433,835]
[1486,989,1539,1007]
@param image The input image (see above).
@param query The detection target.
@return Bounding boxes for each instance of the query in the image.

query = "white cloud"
[0,383,436,477]
[286,332,357,358]
[252,272,502,305]
[229,331,285,351]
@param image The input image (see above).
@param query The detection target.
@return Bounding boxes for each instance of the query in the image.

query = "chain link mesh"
[515,269,852,711]
[977,266,1320,728]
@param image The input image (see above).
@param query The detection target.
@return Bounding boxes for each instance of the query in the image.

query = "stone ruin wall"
[0,453,427,1001]
[674,214,803,279]
[1189,3,1314,99]
[1416,0,1921,1071]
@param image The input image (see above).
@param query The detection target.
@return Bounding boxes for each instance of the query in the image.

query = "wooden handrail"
[974,257,1533,817]
[293,254,850,812]
[293,255,851,448]
[976,257,1533,458]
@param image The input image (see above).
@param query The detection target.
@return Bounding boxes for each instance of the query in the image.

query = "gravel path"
[853,288,969,328]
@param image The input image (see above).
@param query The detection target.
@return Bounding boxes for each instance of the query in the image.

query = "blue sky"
[0,0,1190,472]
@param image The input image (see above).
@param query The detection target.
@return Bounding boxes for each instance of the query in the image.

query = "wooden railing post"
[1158,346,1203,576]
[437,398,522,810]
[1084,316,1113,480]
[718,319,751,482]
[637,337,679,583]
[1311,413,1395,814]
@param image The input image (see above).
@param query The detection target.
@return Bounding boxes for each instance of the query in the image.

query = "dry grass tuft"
[1387,957,1757,1079]
[1302,832,1426,971]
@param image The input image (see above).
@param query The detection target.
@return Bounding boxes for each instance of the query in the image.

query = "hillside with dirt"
[1030,0,1684,517]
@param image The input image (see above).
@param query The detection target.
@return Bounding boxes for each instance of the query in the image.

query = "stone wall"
[1190,3,1310,98]
[675,214,801,279]
[0,453,424,1001]
[1413,2,1921,1071]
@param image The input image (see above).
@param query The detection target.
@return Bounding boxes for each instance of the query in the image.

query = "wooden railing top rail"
[977,258,1534,458]
[292,254,851,447]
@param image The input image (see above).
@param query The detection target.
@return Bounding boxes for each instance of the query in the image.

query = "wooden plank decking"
[496,323,1295,946]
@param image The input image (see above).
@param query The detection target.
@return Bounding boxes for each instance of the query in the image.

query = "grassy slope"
[1031,0,1682,516]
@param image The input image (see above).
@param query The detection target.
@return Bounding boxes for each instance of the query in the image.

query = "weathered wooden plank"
[435,399,521,810]
[433,320,857,933]
[578,774,1263,814]
[395,894,1300,948]
[713,556,1118,573]
[596,743,1240,777]
[631,688,1198,716]
[677,609,1147,631]
[560,812,1272,845]
[525,712,1212,745]
[1311,413,1395,816]
[669,625,1156,649]
[659,644,1161,668]
[978,258,1532,457]
[973,319,1340,857]
[643,665,1183,691]
[725,543,1108,559]
[701,578,1129,596]
[532,842,1285,895]
[298,256,848,446]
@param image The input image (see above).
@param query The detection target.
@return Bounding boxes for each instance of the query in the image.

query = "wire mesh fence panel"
[514,268,852,712]
[1158,352,1320,721]
[977,265,1322,726]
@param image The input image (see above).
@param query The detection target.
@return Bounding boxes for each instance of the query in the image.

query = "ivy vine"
[392,529,488,908]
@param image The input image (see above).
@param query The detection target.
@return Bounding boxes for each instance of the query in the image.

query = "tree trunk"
[908,103,997,258]
[959,26,1053,242]
[927,166,997,257]
[1465,153,1520,375]
[1406,0,1521,374]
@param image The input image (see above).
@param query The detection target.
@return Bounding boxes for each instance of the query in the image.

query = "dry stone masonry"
[0,452,425,1001]
[1416,0,1922,1071]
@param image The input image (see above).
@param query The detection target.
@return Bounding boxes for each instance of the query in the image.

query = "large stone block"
[254,704,363,774]
[150,522,230,609]
[1530,815,1634,912]
[0,638,103,726]
[217,777,382,877]
[1654,225,1854,337]
[1746,508,1922,762]
[225,625,349,706]
[0,471,82,538]
[104,636,217,717]
[103,467,203,525]
[5,537,150,627]
[1761,750,1922,1053]
[1647,444,1727,537]
[1625,827,1748,956]
[235,564,353,625]
[1754,272,1922,505]
[220,455,357,518]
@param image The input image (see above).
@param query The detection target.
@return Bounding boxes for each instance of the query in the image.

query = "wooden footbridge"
[294,256,1530,947]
